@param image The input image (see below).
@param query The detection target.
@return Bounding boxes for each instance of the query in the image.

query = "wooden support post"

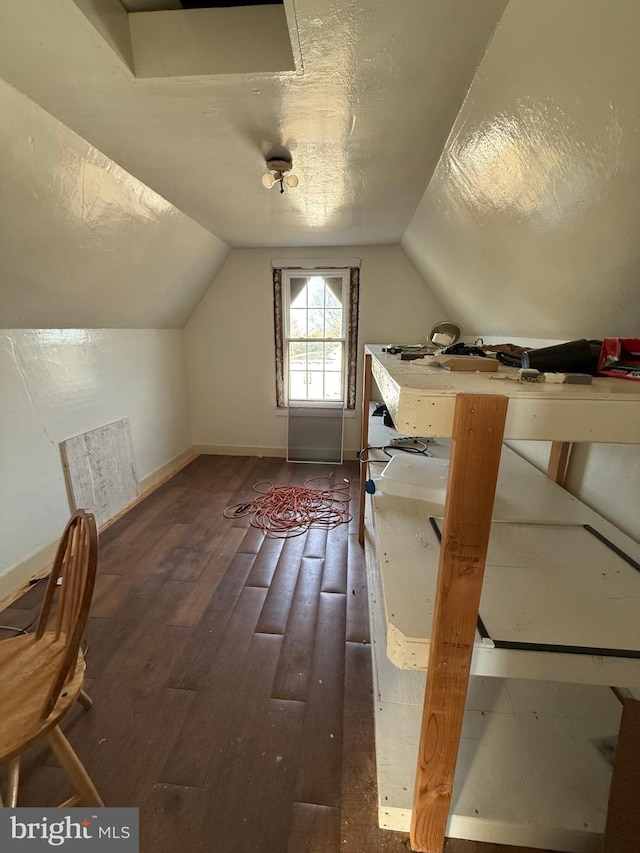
[410,393,508,853]
[358,353,372,545]
[547,440,572,487]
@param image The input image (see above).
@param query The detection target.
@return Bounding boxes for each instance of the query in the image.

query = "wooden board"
[430,355,499,372]
[410,393,508,852]
[371,445,640,686]
[61,418,139,527]
[375,682,621,852]
[478,523,640,652]
[367,345,640,443]
[367,496,626,853]
[365,494,621,853]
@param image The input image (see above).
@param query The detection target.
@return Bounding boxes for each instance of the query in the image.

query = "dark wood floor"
[2,455,554,853]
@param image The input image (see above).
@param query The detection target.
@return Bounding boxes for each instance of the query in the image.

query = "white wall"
[0,78,231,595]
[402,0,640,341]
[401,0,640,544]
[509,440,640,544]
[0,329,192,592]
[184,245,445,456]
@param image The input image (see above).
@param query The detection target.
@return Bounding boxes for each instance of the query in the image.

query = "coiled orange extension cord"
[224,474,352,538]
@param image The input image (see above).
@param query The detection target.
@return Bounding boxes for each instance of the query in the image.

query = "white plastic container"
[376,453,449,503]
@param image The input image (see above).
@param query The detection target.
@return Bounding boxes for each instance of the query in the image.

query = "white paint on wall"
[184,245,445,457]
[566,443,640,543]
[0,79,229,330]
[509,439,640,544]
[401,2,640,544]
[0,329,192,578]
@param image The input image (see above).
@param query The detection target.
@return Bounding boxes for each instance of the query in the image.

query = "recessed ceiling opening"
[120,1,283,10]
[74,0,298,78]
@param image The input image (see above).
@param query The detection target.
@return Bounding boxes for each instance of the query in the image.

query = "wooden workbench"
[359,346,640,853]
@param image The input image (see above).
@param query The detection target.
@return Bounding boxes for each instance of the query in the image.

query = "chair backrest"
[36,509,98,719]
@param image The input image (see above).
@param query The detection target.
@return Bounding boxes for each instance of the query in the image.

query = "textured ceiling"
[0,78,230,329]
[0,0,507,248]
[402,0,640,339]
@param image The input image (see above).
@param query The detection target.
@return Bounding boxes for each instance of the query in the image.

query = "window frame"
[283,268,349,407]
[273,265,360,410]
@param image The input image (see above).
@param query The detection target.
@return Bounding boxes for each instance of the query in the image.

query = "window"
[274,266,360,409]
[286,270,347,403]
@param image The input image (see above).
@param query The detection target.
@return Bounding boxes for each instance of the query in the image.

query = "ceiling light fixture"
[261,158,299,194]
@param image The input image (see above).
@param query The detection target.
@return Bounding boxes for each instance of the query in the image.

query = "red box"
[598,338,640,381]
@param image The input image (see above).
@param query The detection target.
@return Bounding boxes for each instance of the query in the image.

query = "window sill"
[275,406,356,418]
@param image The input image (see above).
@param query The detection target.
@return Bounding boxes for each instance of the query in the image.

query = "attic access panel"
[120,1,282,10]
[124,0,296,77]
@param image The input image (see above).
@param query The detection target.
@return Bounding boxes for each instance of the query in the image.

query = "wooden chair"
[0,509,103,807]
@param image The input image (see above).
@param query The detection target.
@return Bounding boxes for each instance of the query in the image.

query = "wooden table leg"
[358,353,372,545]
[410,393,508,853]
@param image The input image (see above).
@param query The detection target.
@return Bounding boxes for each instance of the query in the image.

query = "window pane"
[289,341,307,371]
[307,308,324,338]
[306,339,324,363]
[324,308,343,338]
[289,308,307,338]
[289,278,307,307]
[289,341,308,401]
[289,371,308,400]
[324,371,343,400]
[324,277,343,307]
[307,277,325,308]
[324,342,342,371]
[306,371,325,400]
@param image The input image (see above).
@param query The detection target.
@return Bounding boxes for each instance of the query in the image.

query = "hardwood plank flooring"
[1,454,556,853]
[255,534,308,635]
[271,555,325,702]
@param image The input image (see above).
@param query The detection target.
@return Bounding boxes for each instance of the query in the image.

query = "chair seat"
[0,632,85,761]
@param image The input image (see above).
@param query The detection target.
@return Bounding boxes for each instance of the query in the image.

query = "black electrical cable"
[0,576,50,637]
[358,441,430,462]
[0,623,30,636]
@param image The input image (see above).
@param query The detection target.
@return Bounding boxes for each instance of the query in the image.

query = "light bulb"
[261,172,276,189]
[284,173,299,188]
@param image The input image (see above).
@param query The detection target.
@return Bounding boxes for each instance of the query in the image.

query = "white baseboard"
[0,541,60,610]
[138,446,198,494]
[194,444,288,458]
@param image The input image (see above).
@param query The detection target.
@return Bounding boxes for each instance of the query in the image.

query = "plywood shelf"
[370,445,640,686]
[364,499,623,852]
[367,345,640,443]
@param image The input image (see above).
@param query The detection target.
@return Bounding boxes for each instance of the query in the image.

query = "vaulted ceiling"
[0,0,507,249]
[5,1,639,338]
